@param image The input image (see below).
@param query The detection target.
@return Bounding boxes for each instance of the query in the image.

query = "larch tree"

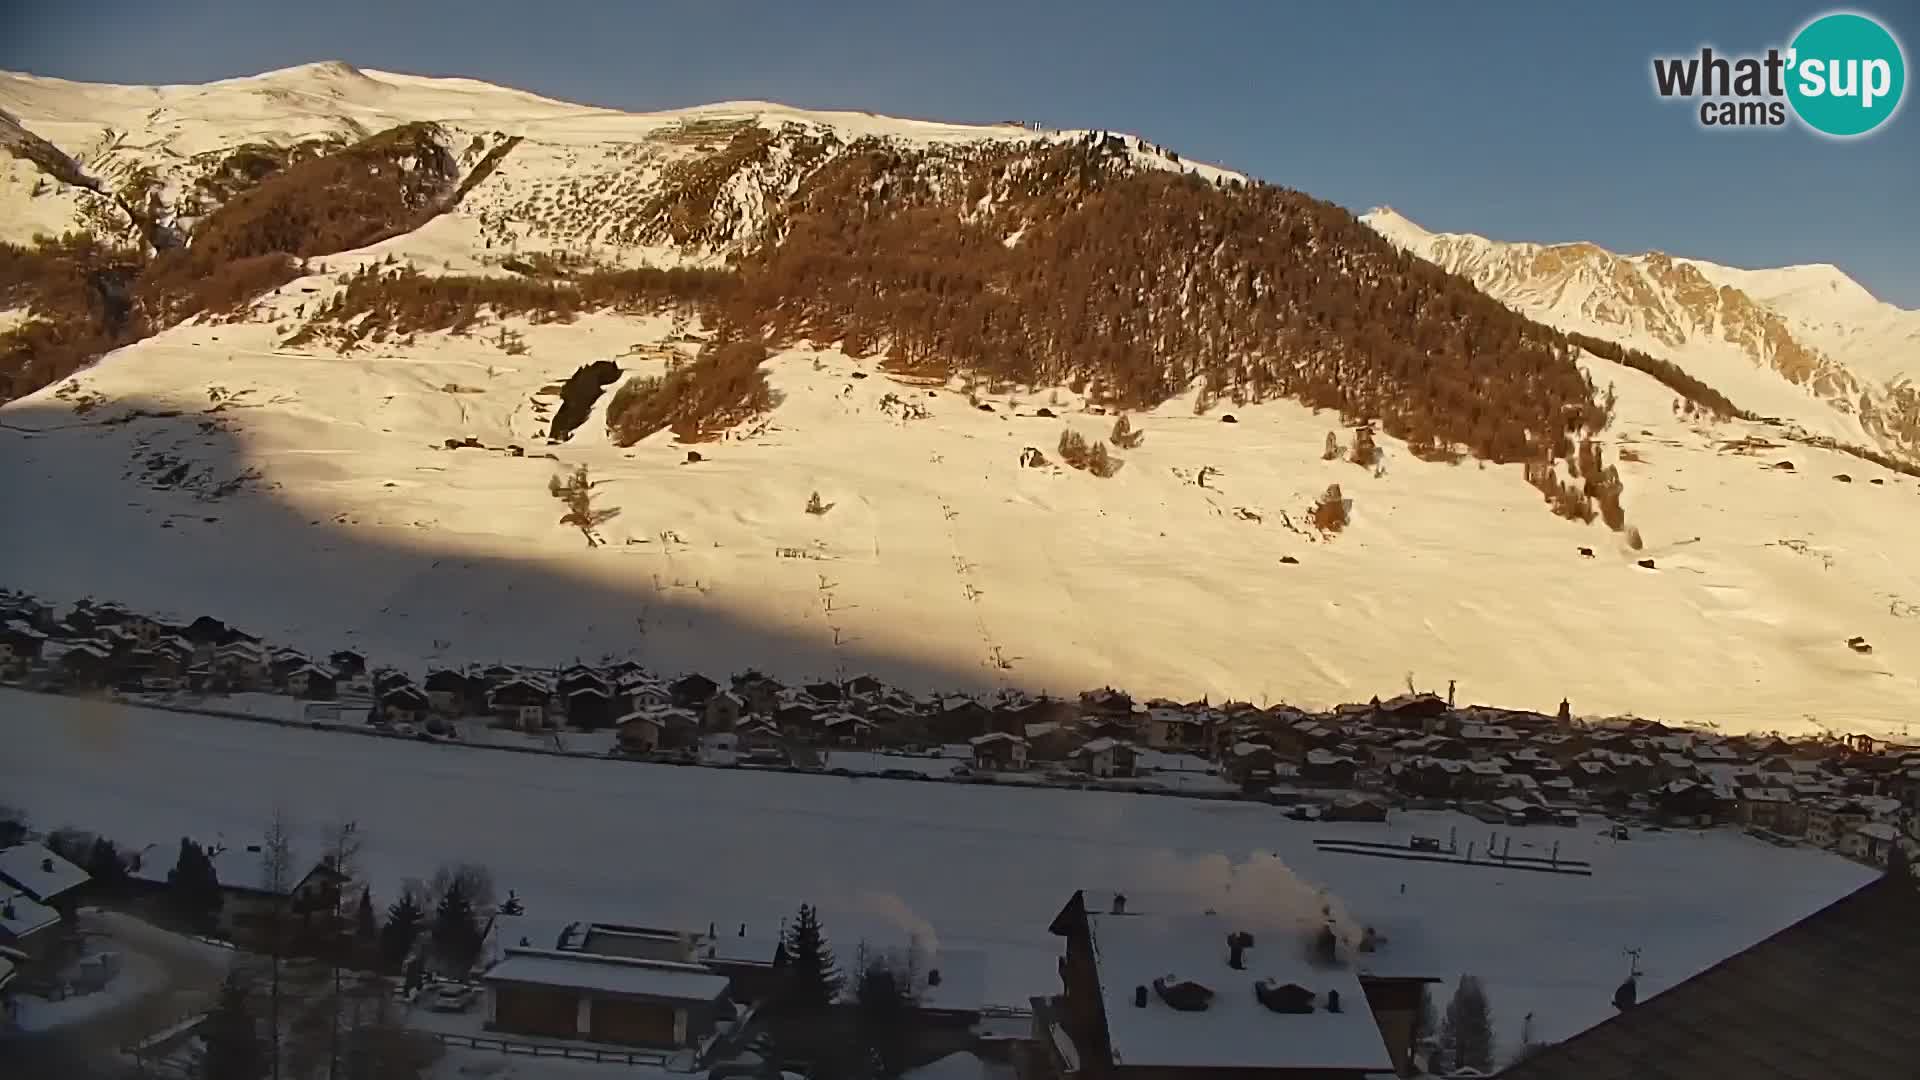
[1439,973,1496,1073]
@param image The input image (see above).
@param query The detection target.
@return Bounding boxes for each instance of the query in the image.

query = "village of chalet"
[3,589,1917,865]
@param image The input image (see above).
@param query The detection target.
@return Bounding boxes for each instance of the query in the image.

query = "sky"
[4,1,1916,305]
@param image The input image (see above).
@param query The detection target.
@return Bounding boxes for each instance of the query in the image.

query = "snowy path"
[3,908,234,1075]
[0,689,1877,1050]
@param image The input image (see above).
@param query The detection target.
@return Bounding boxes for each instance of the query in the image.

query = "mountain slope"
[1,65,1916,737]
[1362,207,1920,464]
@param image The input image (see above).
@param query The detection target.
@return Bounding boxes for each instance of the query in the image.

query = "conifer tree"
[381,892,424,973]
[432,880,482,975]
[1439,974,1496,1073]
[782,903,842,1009]
[201,972,265,1080]
[356,888,378,943]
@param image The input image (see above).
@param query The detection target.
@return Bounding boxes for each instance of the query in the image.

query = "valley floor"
[0,689,1878,1053]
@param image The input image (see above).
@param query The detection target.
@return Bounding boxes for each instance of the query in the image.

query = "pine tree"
[168,838,223,935]
[201,972,265,1080]
[381,892,423,973]
[356,888,378,943]
[854,942,915,1078]
[782,903,842,1010]
[432,880,482,975]
[1439,974,1496,1073]
[85,836,127,895]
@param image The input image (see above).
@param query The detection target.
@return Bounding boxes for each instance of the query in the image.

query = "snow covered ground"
[0,690,1878,1051]
[3,294,1915,738]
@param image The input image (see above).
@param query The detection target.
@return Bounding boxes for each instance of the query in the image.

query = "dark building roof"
[1499,867,1919,1080]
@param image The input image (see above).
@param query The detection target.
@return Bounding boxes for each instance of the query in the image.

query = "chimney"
[1134,985,1148,1008]
[41,857,54,873]
[1111,893,1127,915]
[738,922,746,937]
[1327,989,1342,1013]
[1227,931,1255,970]
[929,968,942,987]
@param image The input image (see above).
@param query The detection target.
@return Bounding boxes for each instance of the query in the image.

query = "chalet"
[0,843,91,921]
[1499,868,1919,1080]
[0,885,62,972]
[284,665,337,701]
[1042,890,1430,1080]
[269,649,313,687]
[1736,787,1804,834]
[557,665,611,700]
[1078,688,1133,719]
[1146,708,1206,751]
[1393,756,1465,798]
[1073,738,1137,779]
[489,678,553,731]
[703,690,744,732]
[424,668,477,715]
[125,845,347,948]
[728,672,783,715]
[931,697,994,742]
[1225,742,1279,789]
[736,719,784,754]
[773,700,822,737]
[1323,794,1389,823]
[620,676,671,710]
[566,684,615,730]
[377,684,432,727]
[970,731,1029,771]
[1842,822,1899,866]
[844,674,886,699]
[1654,780,1722,827]
[668,673,719,709]
[1301,749,1360,788]
[212,641,268,688]
[54,641,112,688]
[863,703,928,746]
[328,649,368,677]
[1024,721,1078,762]
[482,946,733,1047]
[821,711,874,746]
[616,708,698,755]
[1371,692,1449,730]
[1805,799,1873,848]
[0,621,47,676]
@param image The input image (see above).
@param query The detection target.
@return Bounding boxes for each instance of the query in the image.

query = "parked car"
[426,984,476,1012]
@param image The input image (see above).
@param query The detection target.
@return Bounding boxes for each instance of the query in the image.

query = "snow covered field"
[0,690,1877,1052]
[3,302,1917,738]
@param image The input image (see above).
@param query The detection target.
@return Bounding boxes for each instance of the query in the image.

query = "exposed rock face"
[548,360,623,442]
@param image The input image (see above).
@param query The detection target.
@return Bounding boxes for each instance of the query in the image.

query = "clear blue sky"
[6,1,1916,304]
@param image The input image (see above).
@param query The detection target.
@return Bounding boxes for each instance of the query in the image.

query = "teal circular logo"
[1787,12,1906,137]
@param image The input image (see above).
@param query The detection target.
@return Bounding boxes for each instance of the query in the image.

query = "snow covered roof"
[0,842,91,903]
[1084,912,1394,1073]
[483,947,732,1001]
[1741,786,1794,803]
[969,732,1025,747]
[0,886,59,940]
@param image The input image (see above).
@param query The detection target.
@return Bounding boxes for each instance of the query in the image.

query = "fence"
[427,1031,669,1066]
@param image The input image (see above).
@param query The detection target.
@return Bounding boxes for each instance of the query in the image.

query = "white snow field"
[0,690,1879,1050]
[3,297,1917,738]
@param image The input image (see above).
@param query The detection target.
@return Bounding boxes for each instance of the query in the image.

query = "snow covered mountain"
[1362,207,1920,462]
[2,64,1916,738]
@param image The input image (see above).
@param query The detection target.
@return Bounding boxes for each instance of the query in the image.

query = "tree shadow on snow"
[0,397,1002,695]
